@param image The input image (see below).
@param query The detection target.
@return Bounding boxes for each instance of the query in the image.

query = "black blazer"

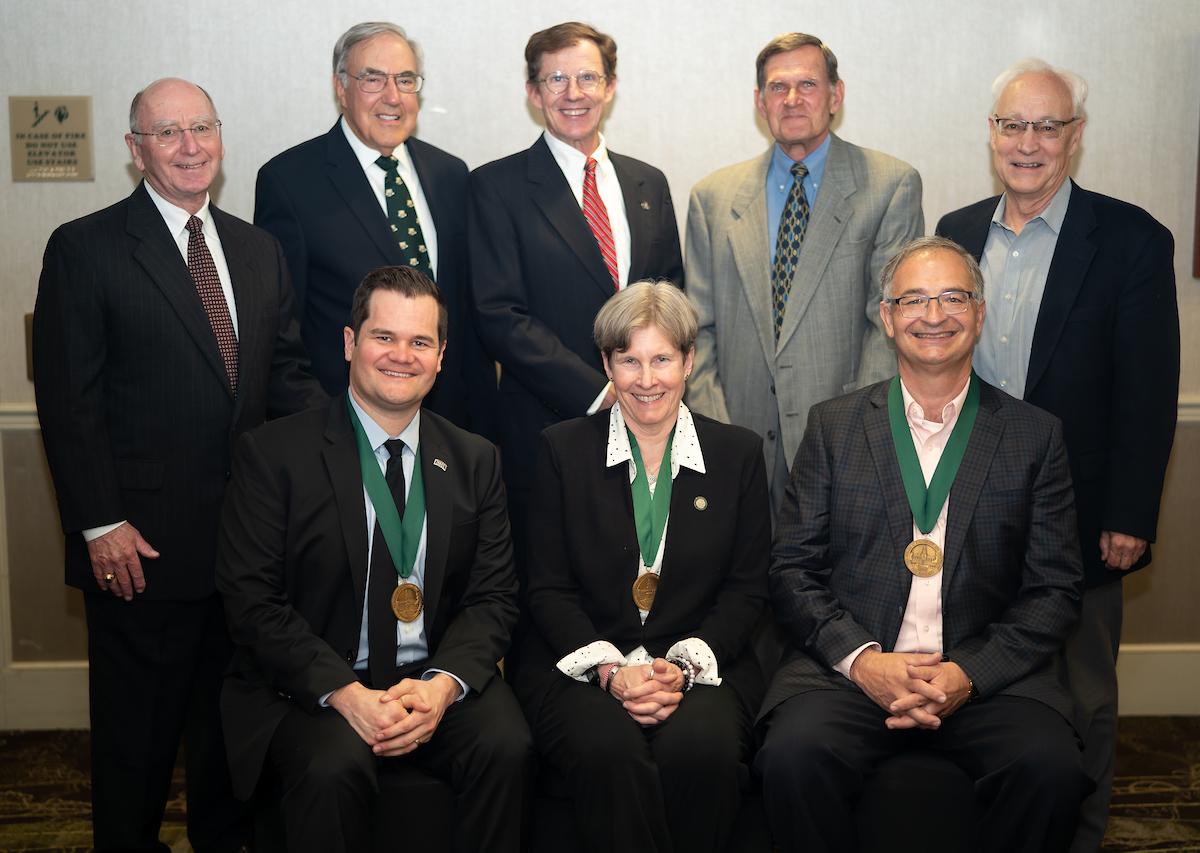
[33,182,325,601]
[468,137,684,491]
[255,123,489,430]
[512,410,769,715]
[216,399,519,799]
[937,182,1179,587]
[762,380,1083,724]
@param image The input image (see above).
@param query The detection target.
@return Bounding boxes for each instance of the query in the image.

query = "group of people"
[30,16,1178,853]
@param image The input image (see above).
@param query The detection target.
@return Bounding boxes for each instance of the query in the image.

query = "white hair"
[990,58,1088,120]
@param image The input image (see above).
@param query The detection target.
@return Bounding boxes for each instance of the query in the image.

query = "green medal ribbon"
[886,373,980,534]
[627,428,676,568]
[347,396,426,579]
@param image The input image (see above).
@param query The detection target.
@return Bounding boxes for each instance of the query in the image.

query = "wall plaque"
[10,96,94,181]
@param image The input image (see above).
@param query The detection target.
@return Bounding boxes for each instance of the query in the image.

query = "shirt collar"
[899,375,971,427]
[347,390,421,455]
[143,179,211,236]
[992,178,1073,235]
[769,133,831,189]
[606,401,706,481]
[340,116,414,175]
[543,129,611,174]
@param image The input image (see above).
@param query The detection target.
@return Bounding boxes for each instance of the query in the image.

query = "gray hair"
[128,79,217,136]
[333,22,421,79]
[879,237,985,302]
[756,33,839,91]
[991,58,1088,120]
[594,281,696,358]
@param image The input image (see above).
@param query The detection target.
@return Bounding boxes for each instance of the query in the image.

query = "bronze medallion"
[631,573,659,610]
[904,539,944,578]
[391,582,424,622]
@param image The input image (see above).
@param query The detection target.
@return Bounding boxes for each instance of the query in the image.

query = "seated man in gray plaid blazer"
[755,237,1090,853]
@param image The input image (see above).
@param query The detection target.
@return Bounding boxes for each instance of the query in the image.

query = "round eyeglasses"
[535,70,607,95]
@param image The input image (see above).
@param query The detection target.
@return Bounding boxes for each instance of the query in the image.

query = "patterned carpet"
[1,717,1198,851]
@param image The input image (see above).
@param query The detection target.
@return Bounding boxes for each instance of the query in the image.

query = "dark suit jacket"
[216,399,519,799]
[512,410,769,716]
[937,182,1179,587]
[33,182,325,601]
[468,136,684,492]
[761,380,1083,725]
[255,123,489,430]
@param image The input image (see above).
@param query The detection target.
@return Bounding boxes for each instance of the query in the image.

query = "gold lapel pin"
[694,496,708,511]
[433,458,448,471]
[640,201,651,210]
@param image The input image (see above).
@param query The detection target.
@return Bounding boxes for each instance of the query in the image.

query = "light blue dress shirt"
[766,134,830,264]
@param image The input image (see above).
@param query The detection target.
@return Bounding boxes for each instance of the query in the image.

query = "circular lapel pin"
[694,496,708,511]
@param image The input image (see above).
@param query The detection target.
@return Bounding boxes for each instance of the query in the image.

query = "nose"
[638,363,654,386]
[179,128,201,155]
[564,75,585,98]
[1015,123,1040,151]
[924,295,948,321]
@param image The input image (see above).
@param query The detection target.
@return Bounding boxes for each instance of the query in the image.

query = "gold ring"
[104,573,115,584]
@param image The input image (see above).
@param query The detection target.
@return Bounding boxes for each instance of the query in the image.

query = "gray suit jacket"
[760,379,1083,725]
[685,135,922,498]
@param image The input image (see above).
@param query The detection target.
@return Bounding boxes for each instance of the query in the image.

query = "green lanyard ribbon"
[628,428,675,568]
[347,396,426,579]
[886,374,980,535]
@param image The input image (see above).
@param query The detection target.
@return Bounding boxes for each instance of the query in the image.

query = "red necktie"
[185,216,239,394]
[582,157,619,290]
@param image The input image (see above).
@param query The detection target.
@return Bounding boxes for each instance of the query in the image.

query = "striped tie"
[185,216,239,394]
[582,157,619,290]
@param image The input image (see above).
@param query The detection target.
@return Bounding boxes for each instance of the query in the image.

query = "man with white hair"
[937,58,1179,851]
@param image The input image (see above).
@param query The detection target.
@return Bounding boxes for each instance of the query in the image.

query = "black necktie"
[367,438,406,688]
[375,155,433,279]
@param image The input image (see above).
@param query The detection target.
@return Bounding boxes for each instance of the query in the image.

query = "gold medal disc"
[904,539,943,578]
[391,582,424,622]
[631,573,659,610]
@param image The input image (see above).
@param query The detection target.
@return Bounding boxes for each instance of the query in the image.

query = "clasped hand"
[849,649,971,730]
[329,674,460,756]
[607,658,684,726]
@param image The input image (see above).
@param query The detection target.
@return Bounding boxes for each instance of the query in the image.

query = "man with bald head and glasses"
[33,77,325,852]
[255,21,491,433]
[937,58,1179,851]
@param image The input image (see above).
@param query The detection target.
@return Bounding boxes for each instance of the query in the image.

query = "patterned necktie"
[582,157,620,290]
[367,438,407,689]
[771,162,810,341]
[375,155,433,279]
[184,216,238,394]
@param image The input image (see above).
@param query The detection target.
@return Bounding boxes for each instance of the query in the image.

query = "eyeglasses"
[991,116,1078,139]
[886,290,978,318]
[351,72,424,94]
[535,70,607,94]
[130,121,221,147]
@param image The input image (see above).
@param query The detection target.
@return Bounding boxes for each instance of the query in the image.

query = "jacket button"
[770,384,776,394]
[766,430,776,440]
[224,470,231,480]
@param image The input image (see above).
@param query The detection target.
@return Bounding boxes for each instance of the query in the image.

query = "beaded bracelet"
[667,657,696,693]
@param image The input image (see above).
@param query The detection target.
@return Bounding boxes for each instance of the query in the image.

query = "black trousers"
[532,675,754,853]
[756,689,1091,853]
[84,593,246,853]
[264,674,533,853]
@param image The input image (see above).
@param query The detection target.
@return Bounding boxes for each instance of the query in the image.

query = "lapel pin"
[640,201,651,210]
[694,496,708,511]
[433,458,448,471]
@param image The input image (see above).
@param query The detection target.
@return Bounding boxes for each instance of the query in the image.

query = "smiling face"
[755,45,844,161]
[880,248,986,379]
[335,32,420,156]
[344,289,444,433]
[990,71,1084,218]
[604,323,694,439]
[526,39,615,155]
[125,79,223,215]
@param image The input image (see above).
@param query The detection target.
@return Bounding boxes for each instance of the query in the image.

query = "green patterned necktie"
[771,161,810,341]
[376,155,432,279]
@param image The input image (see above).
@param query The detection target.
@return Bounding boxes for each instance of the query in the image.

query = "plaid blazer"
[760,378,1083,725]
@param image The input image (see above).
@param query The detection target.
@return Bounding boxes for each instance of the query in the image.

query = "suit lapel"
[322,400,370,616]
[323,123,403,265]
[1025,182,1096,398]
[126,183,233,398]
[417,414,452,625]
[728,150,778,369]
[407,139,446,251]
[863,383,917,612]
[612,153,649,281]
[211,205,255,411]
[526,137,615,298]
[949,200,995,260]
[777,135,854,351]
[941,385,1005,592]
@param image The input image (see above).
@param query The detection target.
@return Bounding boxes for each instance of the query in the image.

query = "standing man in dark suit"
[469,21,684,558]
[756,237,1089,853]
[936,59,1179,852]
[33,78,325,852]
[256,21,486,430]
[217,267,532,853]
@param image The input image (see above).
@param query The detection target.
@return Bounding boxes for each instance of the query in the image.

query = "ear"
[343,326,355,363]
[754,87,767,121]
[879,301,896,340]
[125,134,144,172]
[829,79,845,115]
[602,352,615,381]
[1066,118,1086,158]
[526,79,543,112]
[683,346,695,378]
[334,73,349,112]
[435,340,446,373]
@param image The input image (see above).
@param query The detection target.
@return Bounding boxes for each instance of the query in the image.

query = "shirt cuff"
[664,637,722,686]
[83,520,127,542]
[834,642,881,680]
[556,640,627,680]
[585,381,613,416]
[423,669,469,701]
